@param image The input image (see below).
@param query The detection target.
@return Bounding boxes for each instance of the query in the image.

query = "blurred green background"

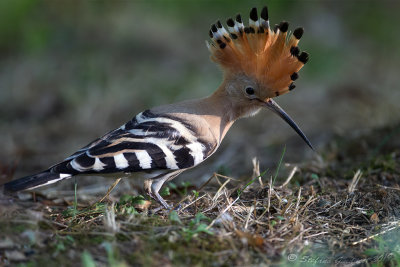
[1,0,399,189]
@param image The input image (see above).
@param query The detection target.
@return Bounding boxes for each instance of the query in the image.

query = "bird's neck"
[199,82,259,142]
[151,81,259,144]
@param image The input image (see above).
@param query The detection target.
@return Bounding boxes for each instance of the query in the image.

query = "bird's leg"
[146,171,182,210]
[144,178,167,208]
[144,179,153,198]
[150,176,171,209]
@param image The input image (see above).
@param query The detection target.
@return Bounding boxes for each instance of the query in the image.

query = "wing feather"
[49,110,209,175]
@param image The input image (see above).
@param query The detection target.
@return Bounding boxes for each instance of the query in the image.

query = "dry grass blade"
[104,203,119,233]
[207,171,267,230]
[244,205,255,229]
[304,231,328,239]
[178,194,206,212]
[352,220,400,245]
[267,177,273,213]
[376,184,400,191]
[212,179,231,202]
[197,173,218,192]
[95,178,122,205]
[348,169,362,193]
[252,157,262,187]
[279,166,298,188]
[294,187,302,213]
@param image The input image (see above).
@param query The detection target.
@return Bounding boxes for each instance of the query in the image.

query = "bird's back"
[51,109,217,176]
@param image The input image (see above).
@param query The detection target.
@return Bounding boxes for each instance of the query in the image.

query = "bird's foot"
[146,190,171,210]
[155,193,171,210]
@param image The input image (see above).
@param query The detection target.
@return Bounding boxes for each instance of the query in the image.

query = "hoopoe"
[3,6,312,209]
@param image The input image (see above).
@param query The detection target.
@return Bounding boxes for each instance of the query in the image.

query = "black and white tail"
[3,171,72,192]
[2,108,213,193]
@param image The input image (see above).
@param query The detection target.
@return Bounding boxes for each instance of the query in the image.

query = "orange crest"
[207,6,309,97]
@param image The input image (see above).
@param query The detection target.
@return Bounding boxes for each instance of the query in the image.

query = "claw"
[173,203,182,211]
[154,191,171,210]
[143,171,182,210]
[145,187,170,209]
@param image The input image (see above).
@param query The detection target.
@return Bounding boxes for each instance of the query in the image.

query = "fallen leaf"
[134,200,151,210]
[370,213,379,224]
[235,230,264,248]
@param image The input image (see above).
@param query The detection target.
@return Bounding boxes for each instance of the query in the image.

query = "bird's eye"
[245,86,255,95]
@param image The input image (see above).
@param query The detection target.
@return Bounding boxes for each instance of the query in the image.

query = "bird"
[3,6,312,209]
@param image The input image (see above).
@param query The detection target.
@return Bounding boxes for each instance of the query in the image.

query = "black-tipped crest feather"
[293,27,304,39]
[279,21,289,32]
[250,7,258,21]
[236,14,242,23]
[298,51,309,63]
[227,18,235,27]
[261,6,269,20]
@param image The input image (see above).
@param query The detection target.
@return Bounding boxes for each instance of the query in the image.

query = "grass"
[73,178,78,217]
[1,123,400,266]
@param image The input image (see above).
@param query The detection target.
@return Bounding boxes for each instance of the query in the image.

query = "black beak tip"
[306,140,315,151]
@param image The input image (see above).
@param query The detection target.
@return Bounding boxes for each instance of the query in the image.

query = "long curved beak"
[264,98,314,151]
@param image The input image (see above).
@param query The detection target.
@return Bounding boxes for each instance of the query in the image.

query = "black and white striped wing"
[50,110,214,175]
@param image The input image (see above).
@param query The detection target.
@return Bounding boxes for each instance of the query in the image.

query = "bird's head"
[207,6,313,150]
